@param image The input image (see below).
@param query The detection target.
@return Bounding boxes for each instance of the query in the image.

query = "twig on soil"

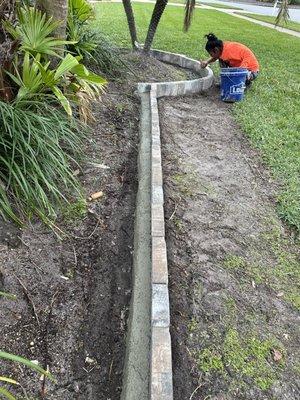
[189,383,203,400]
[73,219,100,240]
[14,274,40,327]
[169,203,178,220]
[121,226,131,239]
[108,357,114,381]
[72,245,78,267]
[19,237,30,248]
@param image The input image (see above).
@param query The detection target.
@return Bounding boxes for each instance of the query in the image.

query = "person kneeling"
[201,33,259,86]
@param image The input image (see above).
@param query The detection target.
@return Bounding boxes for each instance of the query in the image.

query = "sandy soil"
[160,88,300,400]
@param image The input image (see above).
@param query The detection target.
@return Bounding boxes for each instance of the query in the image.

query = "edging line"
[121,49,213,400]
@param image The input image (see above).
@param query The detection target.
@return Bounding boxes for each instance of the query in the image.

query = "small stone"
[272,349,283,362]
[85,357,94,364]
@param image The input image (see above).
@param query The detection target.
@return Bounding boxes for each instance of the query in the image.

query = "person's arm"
[200,57,217,68]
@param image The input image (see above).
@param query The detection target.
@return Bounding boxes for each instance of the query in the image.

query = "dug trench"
[160,88,300,400]
[0,53,187,399]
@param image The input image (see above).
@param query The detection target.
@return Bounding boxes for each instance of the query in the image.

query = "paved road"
[199,0,300,22]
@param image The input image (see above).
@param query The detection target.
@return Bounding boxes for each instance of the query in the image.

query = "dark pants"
[219,60,259,85]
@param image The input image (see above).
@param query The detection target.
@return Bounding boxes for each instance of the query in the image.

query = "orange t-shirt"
[220,41,259,72]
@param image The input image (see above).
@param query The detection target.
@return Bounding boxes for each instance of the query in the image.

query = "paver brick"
[152,237,168,284]
[151,203,165,237]
[152,284,170,327]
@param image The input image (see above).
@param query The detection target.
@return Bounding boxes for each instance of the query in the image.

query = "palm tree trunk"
[36,0,68,39]
[122,0,138,49]
[0,0,17,101]
[143,0,168,53]
[276,0,290,26]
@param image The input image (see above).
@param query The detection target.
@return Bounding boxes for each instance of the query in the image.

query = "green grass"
[147,0,242,9]
[93,3,300,232]
[236,12,300,33]
[199,2,242,10]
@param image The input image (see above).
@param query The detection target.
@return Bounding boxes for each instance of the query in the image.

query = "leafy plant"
[67,0,96,59]
[0,98,85,223]
[91,32,131,79]
[67,0,128,79]
[69,0,94,23]
[0,350,54,399]
[3,6,72,58]
[3,6,107,118]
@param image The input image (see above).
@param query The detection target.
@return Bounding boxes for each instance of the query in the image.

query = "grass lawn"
[166,0,242,9]
[199,2,242,10]
[235,12,300,33]
[93,4,300,231]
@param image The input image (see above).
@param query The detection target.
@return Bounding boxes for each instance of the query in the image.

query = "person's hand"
[200,60,209,69]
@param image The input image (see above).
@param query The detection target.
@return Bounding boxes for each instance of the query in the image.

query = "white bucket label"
[229,83,245,95]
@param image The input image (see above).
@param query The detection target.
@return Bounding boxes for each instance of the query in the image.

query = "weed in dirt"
[197,329,284,391]
[173,216,184,232]
[223,255,264,285]
[62,198,88,222]
[172,170,211,198]
[172,173,196,197]
[197,347,224,373]
[262,227,300,309]
[223,329,283,390]
[188,318,198,334]
[222,226,300,309]
[225,297,237,316]
[223,255,246,270]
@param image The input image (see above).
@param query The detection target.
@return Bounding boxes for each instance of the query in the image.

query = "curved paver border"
[121,49,213,400]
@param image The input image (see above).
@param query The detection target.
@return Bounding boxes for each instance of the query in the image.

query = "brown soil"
[160,88,300,400]
[0,52,186,399]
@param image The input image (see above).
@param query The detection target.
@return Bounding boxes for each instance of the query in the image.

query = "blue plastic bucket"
[220,68,248,102]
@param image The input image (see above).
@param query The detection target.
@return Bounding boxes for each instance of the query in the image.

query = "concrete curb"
[148,50,213,400]
[122,49,213,400]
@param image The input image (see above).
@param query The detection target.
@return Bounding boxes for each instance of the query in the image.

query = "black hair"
[204,33,223,52]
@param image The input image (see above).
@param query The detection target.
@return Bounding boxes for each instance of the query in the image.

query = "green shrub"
[67,0,128,79]
[3,6,106,118]
[0,98,85,223]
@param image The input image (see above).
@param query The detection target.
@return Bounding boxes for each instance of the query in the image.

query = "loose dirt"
[160,88,300,400]
[0,53,186,399]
